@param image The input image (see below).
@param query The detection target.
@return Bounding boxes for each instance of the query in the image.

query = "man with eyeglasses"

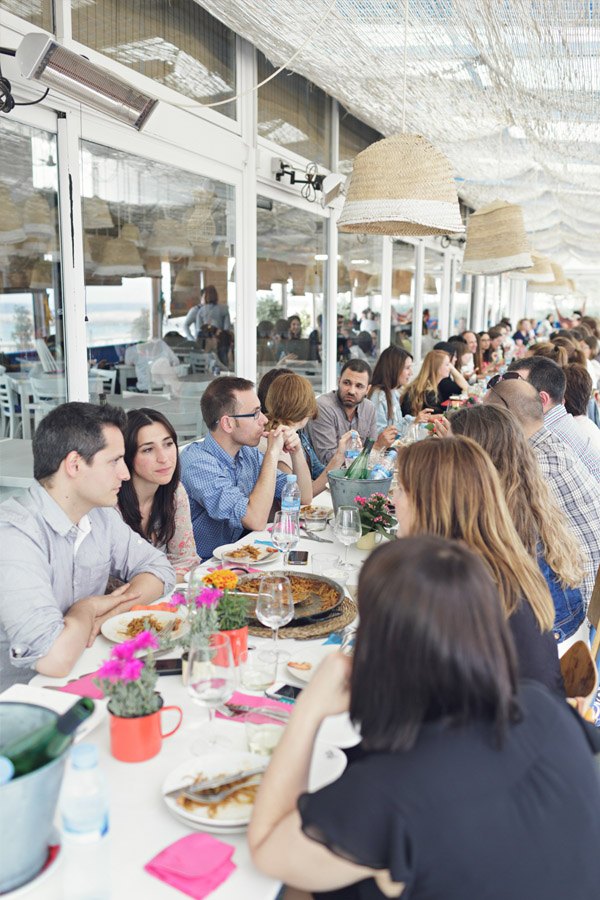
[180,377,312,560]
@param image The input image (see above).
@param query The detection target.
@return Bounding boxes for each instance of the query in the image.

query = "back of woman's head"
[204,285,218,305]
[351,536,519,752]
[257,367,293,412]
[411,350,448,391]
[551,335,586,365]
[396,436,554,629]
[265,372,317,426]
[530,341,568,368]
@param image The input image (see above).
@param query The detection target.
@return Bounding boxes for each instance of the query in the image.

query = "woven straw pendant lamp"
[23,193,54,239]
[338,134,464,236]
[83,196,114,230]
[462,201,532,275]
[0,185,27,244]
[29,259,53,289]
[509,250,553,282]
[94,238,145,276]
[424,274,437,294]
[528,262,569,294]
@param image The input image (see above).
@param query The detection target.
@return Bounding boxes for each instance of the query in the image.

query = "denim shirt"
[537,550,585,643]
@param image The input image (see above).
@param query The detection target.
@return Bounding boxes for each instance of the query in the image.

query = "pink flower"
[194,587,223,609]
[354,496,366,506]
[112,641,136,661]
[373,516,383,523]
[121,658,144,682]
[169,592,186,609]
[97,658,124,681]
[133,630,159,651]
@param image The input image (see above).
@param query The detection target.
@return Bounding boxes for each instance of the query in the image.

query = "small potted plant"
[203,569,249,664]
[354,492,397,550]
[95,631,182,762]
[169,583,223,672]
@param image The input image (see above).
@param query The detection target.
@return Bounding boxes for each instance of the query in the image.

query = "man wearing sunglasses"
[181,376,312,559]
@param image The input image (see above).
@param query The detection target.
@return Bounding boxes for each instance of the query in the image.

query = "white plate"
[100,609,188,644]
[286,645,338,684]
[317,712,361,750]
[162,751,262,828]
[214,541,281,566]
[169,807,249,835]
[162,742,346,829]
[0,684,107,743]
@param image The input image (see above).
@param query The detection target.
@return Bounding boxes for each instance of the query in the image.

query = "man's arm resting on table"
[34,584,142,677]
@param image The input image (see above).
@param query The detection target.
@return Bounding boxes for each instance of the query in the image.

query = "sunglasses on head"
[487,371,523,389]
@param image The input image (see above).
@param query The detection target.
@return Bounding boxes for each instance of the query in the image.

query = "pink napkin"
[58,671,104,700]
[145,833,235,900]
[215,690,291,725]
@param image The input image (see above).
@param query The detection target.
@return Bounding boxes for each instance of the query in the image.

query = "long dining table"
[18,510,369,900]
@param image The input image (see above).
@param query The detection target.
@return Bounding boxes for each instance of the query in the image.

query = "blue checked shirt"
[544,404,600,482]
[180,434,287,560]
[530,427,600,608]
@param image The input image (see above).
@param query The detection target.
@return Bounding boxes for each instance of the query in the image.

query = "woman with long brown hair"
[367,345,420,435]
[118,408,199,578]
[394,436,563,694]
[400,349,452,416]
[449,404,587,645]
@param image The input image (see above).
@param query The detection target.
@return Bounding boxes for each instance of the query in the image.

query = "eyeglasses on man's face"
[228,408,262,421]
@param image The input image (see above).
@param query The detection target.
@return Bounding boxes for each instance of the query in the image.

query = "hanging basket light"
[120,223,143,246]
[22,192,54,239]
[146,218,192,259]
[528,262,569,294]
[338,134,464,237]
[0,185,27,244]
[83,196,114,230]
[392,269,413,297]
[173,268,198,292]
[94,237,145,276]
[509,250,554,282]
[424,274,438,294]
[462,201,532,275]
[29,259,53,289]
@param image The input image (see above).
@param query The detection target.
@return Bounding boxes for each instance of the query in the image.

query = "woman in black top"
[248,536,600,899]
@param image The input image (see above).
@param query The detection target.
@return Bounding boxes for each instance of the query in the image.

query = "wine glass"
[271,510,300,564]
[185,632,235,754]
[255,575,294,662]
[333,505,362,575]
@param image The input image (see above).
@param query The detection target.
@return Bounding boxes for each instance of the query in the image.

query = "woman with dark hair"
[248,536,600,900]
[476,330,491,372]
[563,363,600,453]
[394,436,563,695]
[368,345,413,434]
[118,408,199,578]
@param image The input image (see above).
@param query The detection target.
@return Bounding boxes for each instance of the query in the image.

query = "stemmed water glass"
[185,631,235,754]
[255,574,294,662]
[333,505,362,576]
[271,510,300,564]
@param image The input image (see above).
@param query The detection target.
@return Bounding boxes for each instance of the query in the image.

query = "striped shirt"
[544,404,600,481]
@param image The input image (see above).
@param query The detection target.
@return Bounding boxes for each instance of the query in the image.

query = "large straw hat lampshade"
[146,219,192,259]
[528,262,569,294]
[29,260,53,289]
[0,185,27,244]
[23,193,54,239]
[94,238,145,276]
[338,134,465,237]
[462,201,532,275]
[424,274,438,294]
[120,223,142,246]
[173,268,198,292]
[83,196,114,230]
[392,269,413,297]
[509,250,554,282]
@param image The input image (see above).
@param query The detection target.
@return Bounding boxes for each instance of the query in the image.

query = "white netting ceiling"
[199,0,600,271]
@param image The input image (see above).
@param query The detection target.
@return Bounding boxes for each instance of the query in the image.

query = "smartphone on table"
[155,658,183,676]
[264,682,303,704]
[286,550,309,566]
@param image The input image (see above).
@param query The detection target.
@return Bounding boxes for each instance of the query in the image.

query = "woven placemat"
[248,597,357,641]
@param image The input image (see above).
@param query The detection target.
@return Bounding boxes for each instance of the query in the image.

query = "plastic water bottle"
[344,430,361,469]
[281,474,301,516]
[61,744,110,899]
[371,448,397,480]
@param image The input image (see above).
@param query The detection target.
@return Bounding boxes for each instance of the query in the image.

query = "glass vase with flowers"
[354,492,397,550]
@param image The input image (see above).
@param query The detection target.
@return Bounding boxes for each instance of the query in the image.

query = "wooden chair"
[589,565,600,665]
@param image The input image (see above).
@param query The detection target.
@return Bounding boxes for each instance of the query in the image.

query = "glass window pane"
[72,0,237,119]
[257,52,330,166]
[338,105,381,174]
[0,119,65,445]
[0,0,53,31]
[257,196,327,395]
[81,140,235,438]
[337,233,383,371]
[423,248,443,348]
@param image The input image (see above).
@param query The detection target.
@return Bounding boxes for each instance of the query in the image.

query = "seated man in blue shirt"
[181,376,313,560]
[0,403,175,688]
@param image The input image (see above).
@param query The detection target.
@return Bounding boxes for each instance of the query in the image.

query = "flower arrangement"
[354,492,396,538]
[169,585,223,651]
[95,631,161,718]
[203,570,248,632]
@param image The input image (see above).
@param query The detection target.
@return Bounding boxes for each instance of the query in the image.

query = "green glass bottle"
[344,438,374,479]
[1,698,95,778]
